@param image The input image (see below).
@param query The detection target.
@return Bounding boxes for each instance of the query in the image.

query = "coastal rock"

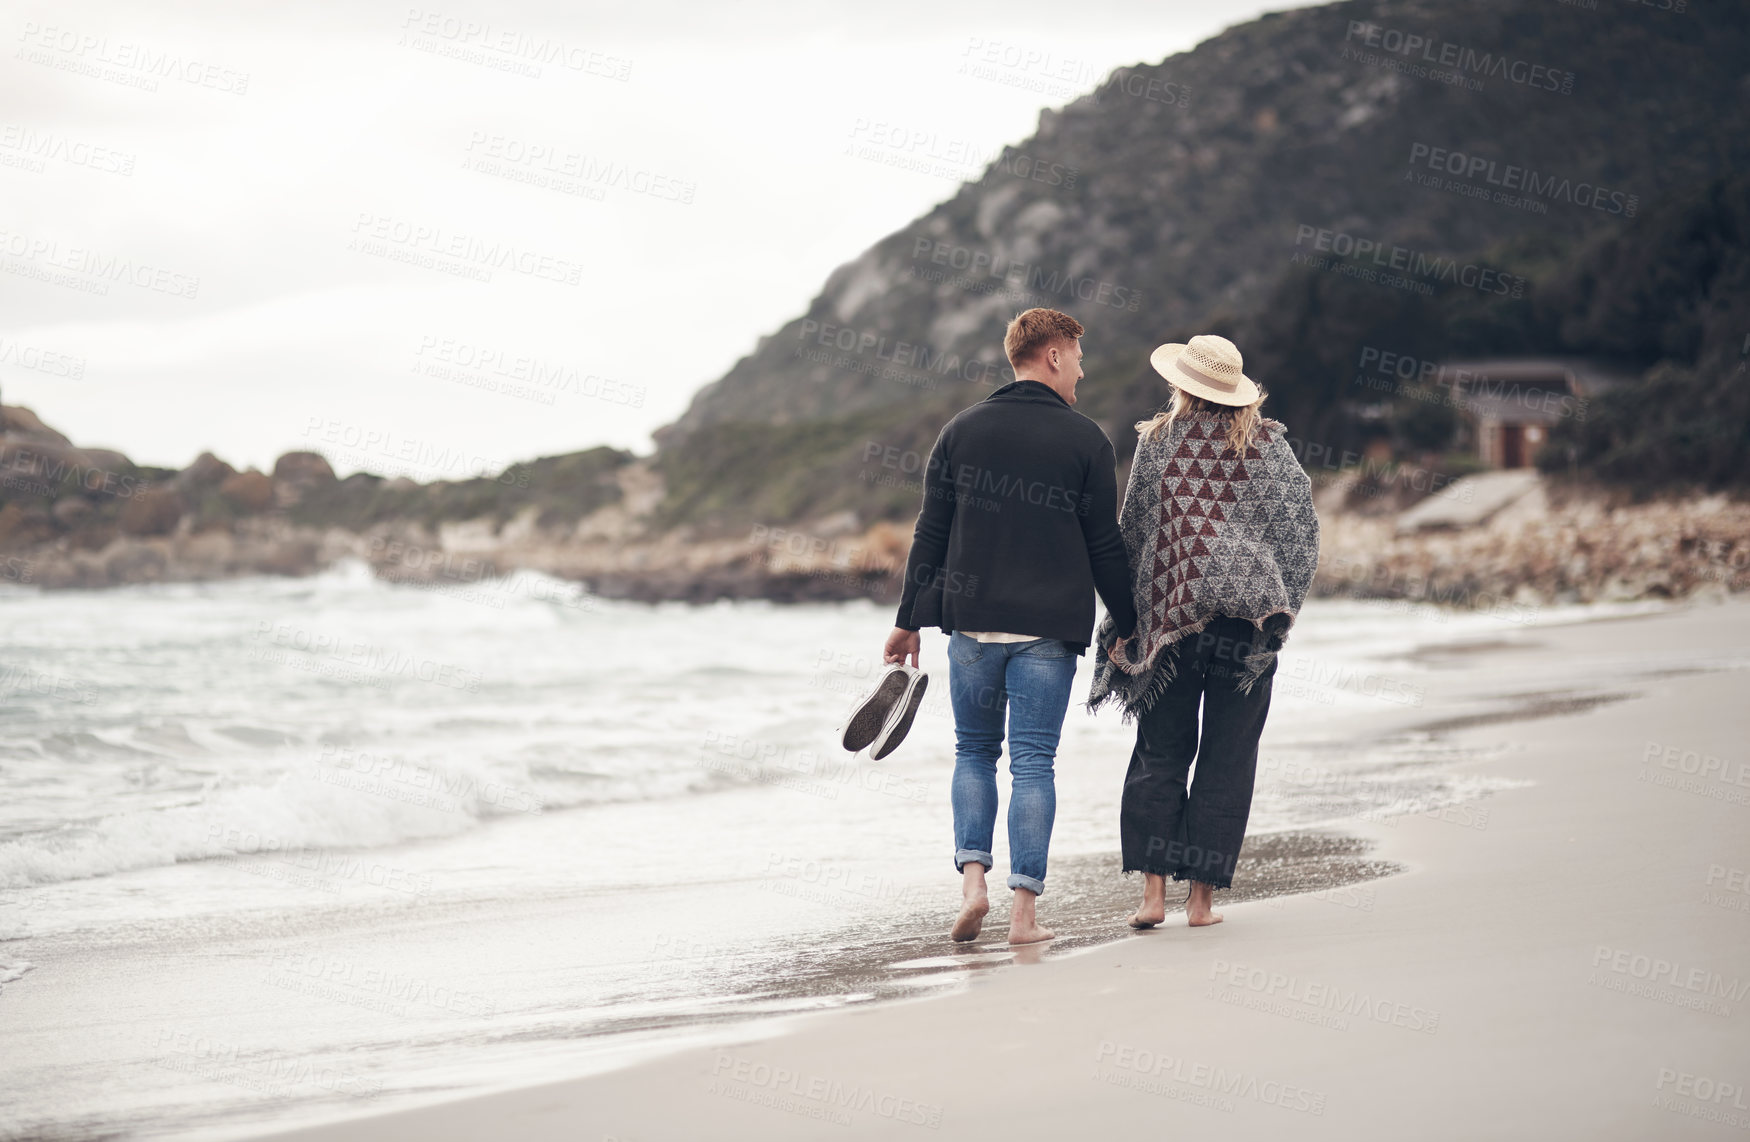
[117,487,185,537]
[173,452,236,493]
[219,470,274,513]
[0,406,72,446]
[271,451,337,506]
[272,451,337,485]
[51,498,93,527]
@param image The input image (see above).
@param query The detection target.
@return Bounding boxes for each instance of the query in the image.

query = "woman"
[1088,334,1319,927]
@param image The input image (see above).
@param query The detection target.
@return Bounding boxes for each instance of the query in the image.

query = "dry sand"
[262,601,1750,1141]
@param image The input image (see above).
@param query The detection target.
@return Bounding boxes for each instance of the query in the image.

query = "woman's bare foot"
[1186,881,1224,926]
[951,863,990,942]
[1008,886,1055,945]
[1129,872,1168,929]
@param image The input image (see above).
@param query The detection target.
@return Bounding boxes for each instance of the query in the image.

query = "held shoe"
[840,664,913,753]
[869,667,928,761]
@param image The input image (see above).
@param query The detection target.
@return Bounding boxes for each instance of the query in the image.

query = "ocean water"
[0,564,1684,1140]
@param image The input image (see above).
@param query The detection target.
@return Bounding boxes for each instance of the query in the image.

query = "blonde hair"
[1136,386,1266,454]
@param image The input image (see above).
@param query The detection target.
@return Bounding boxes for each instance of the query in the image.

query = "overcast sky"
[1,0,1316,480]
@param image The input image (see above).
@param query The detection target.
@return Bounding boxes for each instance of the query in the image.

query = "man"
[883,308,1137,944]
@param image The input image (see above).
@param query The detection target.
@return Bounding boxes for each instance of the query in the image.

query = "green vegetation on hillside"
[650,0,1750,530]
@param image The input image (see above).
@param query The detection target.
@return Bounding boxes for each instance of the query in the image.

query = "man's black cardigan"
[893,380,1138,651]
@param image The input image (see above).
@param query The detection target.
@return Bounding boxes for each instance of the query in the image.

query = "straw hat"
[1149,334,1260,406]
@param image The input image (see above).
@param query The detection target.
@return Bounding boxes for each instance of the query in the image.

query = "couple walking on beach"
[875,308,1320,945]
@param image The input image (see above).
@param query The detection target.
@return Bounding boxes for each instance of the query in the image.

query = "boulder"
[51,498,93,527]
[0,502,57,549]
[272,451,337,485]
[0,405,72,446]
[117,487,186,537]
[272,451,337,507]
[174,451,236,492]
[219,470,275,513]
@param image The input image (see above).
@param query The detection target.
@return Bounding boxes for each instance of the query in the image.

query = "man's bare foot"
[1129,872,1168,929]
[951,863,990,942]
[1186,881,1224,927]
[951,896,989,941]
[1008,886,1055,945]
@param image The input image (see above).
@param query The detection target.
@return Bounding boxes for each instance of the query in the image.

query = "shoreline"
[246,597,1750,1142]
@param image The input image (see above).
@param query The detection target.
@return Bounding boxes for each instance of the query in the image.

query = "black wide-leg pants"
[1119,615,1278,890]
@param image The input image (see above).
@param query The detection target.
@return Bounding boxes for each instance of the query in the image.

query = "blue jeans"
[947,632,1078,896]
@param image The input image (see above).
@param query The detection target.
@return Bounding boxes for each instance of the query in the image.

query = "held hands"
[1099,621,1133,666]
[883,627,920,668]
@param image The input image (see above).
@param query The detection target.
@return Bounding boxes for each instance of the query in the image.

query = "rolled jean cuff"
[955,849,994,873]
[1007,873,1045,896]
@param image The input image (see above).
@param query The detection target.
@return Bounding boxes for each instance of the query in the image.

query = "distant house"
[1434,359,1625,469]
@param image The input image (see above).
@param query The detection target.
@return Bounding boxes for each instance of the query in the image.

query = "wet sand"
[260,598,1750,1141]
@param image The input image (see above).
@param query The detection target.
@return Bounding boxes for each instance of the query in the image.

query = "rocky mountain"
[3,0,1747,605]
[654,0,1750,533]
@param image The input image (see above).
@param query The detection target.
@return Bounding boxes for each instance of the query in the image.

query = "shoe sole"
[870,674,927,761]
[841,668,910,752]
